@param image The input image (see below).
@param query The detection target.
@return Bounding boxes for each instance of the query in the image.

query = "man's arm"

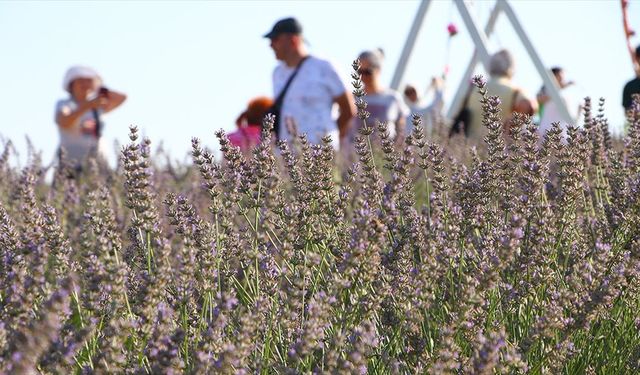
[334,91,355,142]
[56,98,103,130]
[101,90,127,114]
[515,90,538,116]
[56,91,126,129]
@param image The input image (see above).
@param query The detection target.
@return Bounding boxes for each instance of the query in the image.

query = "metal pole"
[455,0,493,70]
[390,0,433,90]
[446,2,501,119]
[496,0,573,124]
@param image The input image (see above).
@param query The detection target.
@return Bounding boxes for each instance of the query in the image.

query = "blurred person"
[537,66,581,138]
[403,77,444,135]
[622,45,640,112]
[466,49,537,142]
[350,49,409,142]
[264,17,354,148]
[228,96,273,152]
[404,84,419,107]
[55,66,126,170]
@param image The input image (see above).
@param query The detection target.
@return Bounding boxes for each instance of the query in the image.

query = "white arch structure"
[391,0,573,125]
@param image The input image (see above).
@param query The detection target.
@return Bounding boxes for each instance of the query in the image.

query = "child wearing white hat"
[55,65,126,170]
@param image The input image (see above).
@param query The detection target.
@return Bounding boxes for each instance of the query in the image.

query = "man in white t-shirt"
[264,17,355,148]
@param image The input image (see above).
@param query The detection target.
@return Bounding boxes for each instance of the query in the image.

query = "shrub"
[1,70,640,374]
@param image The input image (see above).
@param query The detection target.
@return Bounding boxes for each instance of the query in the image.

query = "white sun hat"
[63,65,102,92]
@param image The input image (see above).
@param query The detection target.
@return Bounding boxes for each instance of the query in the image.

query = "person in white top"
[537,67,581,138]
[403,77,445,136]
[350,48,409,142]
[55,66,126,170]
[264,17,355,148]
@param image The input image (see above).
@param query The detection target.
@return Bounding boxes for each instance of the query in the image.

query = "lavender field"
[1,73,640,374]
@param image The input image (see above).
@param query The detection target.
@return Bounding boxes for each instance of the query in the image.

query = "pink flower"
[447,22,458,37]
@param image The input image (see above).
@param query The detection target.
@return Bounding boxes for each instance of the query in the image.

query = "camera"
[98,87,110,97]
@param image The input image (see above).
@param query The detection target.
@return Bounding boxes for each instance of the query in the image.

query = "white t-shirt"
[405,88,444,136]
[538,87,580,138]
[55,98,106,164]
[272,56,347,146]
[350,89,409,140]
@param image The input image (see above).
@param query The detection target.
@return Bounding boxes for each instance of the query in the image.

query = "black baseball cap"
[263,17,303,39]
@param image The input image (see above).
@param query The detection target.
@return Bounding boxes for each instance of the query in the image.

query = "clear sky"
[1,0,638,167]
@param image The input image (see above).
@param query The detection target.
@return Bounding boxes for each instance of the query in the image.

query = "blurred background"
[1,0,638,167]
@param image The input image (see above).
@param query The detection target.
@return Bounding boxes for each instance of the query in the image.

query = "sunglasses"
[358,68,374,76]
